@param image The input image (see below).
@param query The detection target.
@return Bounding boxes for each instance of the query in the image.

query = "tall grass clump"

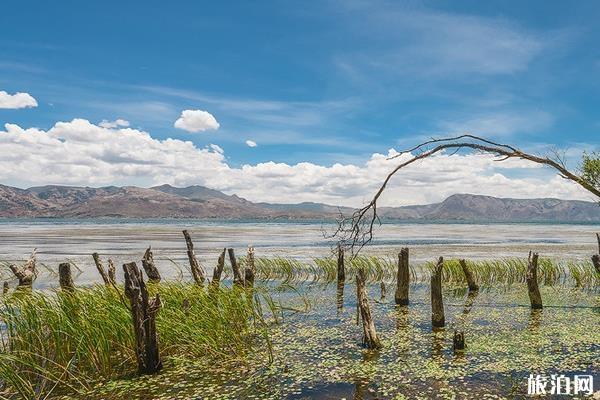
[0,283,277,399]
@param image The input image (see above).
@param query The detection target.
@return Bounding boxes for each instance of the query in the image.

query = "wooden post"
[92,252,111,285]
[337,243,345,283]
[123,262,162,374]
[355,267,382,349]
[211,248,226,286]
[453,330,465,353]
[107,259,117,285]
[526,251,543,309]
[431,256,445,328]
[58,262,75,292]
[182,230,205,285]
[380,281,386,299]
[592,254,600,274]
[459,259,479,292]
[394,247,410,305]
[244,246,255,288]
[3,281,9,295]
[336,280,344,312]
[141,247,161,283]
[9,249,37,287]
[228,248,244,286]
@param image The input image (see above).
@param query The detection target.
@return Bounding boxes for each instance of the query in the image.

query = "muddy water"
[0,219,598,286]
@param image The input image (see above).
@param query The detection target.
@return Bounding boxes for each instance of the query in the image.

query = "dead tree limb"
[182,230,205,285]
[355,267,382,349]
[92,252,111,285]
[123,262,162,374]
[9,249,37,287]
[141,247,161,283]
[333,135,600,254]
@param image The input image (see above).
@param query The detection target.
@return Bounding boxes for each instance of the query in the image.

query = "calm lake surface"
[0,219,598,286]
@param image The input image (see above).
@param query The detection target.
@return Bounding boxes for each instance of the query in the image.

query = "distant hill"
[0,184,599,222]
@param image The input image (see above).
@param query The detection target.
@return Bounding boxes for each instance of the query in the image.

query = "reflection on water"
[0,220,598,286]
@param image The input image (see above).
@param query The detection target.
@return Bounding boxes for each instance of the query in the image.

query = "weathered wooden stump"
[123,262,162,374]
[453,330,465,353]
[228,248,244,286]
[394,247,410,305]
[593,254,600,274]
[3,281,9,295]
[459,259,479,292]
[107,259,117,285]
[355,267,382,349]
[380,281,386,299]
[337,243,345,283]
[244,246,255,289]
[141,247,161,283]
[92,252,112,285]
[526,251,543,309]
[430,256,445,328]
[336,280,344,312]
[211,248,226,287]
[9,249,37,287]
[59,262,75,292]
[182,230,205,285]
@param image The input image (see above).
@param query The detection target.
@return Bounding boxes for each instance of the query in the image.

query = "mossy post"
[58,262,74,292]
[430,256,445,328]
[459,259,479,292]
[337,243,345,284]
[244,246,255,289]
[453,330,465,353]
[141,247,161,283]
[211,248,226,286]
[123,261,162,374]
[9,249,36,287]
[92,252,111,285]
[182,230,205,285]
[355,267,382,349]
[526,251,543,309]
[228,248,244,286]
[394,247,410,305]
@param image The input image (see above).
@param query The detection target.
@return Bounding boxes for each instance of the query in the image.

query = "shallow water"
[0,220,598,287]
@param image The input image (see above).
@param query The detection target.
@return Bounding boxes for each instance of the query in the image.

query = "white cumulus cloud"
[246,140,257,147]
[174,109,220,132]
[0,119,593,206]
[0,90,38,109]
[99,118,130,129]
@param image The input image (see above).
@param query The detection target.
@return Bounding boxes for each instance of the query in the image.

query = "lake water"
[0,219,598,286]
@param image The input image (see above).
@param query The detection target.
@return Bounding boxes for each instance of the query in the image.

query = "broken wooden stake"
[244,246,255,289]
[182,230,205,285]
[9,249,37,287]
[394,247,410,305]
[459,259,479,292]
[453,330,465,353]
[337,243,345,283]
[107,259,116,285]
[380,281,386,299]
[355,267,382,349]
[58,262,75,292]
[430,256,445,328]
[211,248,226,287]
[123,262,162,374]
[141,247,161,283]
[92,252,111,285]
[3,281,8,295]
[593,254,600,274]
[526,251,543,309]
[228,248,244,286]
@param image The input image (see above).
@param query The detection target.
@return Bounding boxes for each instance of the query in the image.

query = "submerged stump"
[459,259,479,292]
[182,230,205,285]
[431,256,445,328]
[453,330,465,353]
[526,251,543,309]
[356,268,382,349]
[394,247,410,305]
[123,262,162,374]
[58,262,75,292]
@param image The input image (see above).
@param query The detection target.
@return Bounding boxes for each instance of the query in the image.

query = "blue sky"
[0,1,598,205]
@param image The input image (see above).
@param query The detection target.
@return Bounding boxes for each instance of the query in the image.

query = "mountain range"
[0,183,599,222]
